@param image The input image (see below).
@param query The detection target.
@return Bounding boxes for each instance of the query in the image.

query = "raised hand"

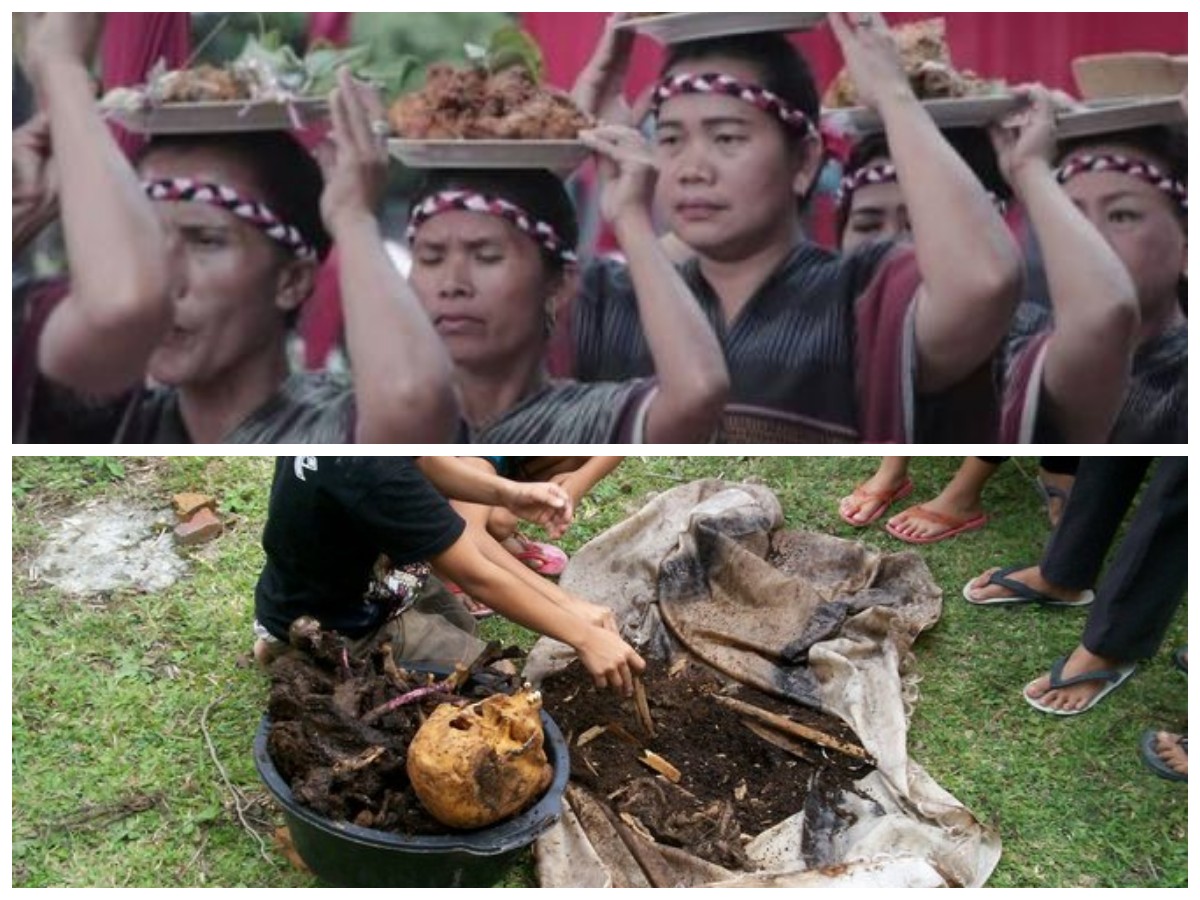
[318,67,390,236]
[826,12,913,113]
[572,12,637,125]
[13,113,56,210]
[989,85,1062,187]
[21,13,105,89]
[579,124,658,229]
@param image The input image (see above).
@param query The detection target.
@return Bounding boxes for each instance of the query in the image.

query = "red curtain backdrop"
[308,12,353,47]
[522,12,1188,97]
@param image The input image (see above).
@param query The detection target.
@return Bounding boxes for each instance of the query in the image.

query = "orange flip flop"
[886,506,990,545]
[839,478,915,527]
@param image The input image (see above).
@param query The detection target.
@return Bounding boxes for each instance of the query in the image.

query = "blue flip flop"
[1024,657,1137,717]
[964,567,1095,608]
[1140,731,1187,783]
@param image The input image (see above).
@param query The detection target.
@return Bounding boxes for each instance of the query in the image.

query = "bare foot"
[1149,732,1189,779]
[1024,646,1125,713]
[254,638,286,670]
[839,472,912,526]
[965,566,1087,605]
[887,495,986,541]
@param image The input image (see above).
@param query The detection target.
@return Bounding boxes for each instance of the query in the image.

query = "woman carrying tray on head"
[16,22,458,444]
[404,127,729,444]
[997,90,1187,444]
[558,12,1024,443]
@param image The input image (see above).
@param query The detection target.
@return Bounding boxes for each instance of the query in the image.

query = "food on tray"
[100,32,401,112]
[389,64,591,140]
[388,27,592,141]
[824,18,1008,108]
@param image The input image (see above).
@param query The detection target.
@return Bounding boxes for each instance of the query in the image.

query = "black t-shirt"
[254,457,466,641]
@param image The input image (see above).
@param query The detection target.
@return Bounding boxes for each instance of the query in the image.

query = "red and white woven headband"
[406,191,578,264]
[144,179,317,261]
[653,72,813,136]
[1056,154,1187,213]
[838,163,898,203]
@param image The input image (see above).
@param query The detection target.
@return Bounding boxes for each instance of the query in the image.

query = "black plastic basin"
[254,710,569,888]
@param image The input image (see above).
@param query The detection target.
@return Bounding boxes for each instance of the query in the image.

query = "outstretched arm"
[416,457,573,536]
[829,12,1023,394]
[581,126,730,443]
[26,13,172,398]
[320,69,460,443]
[430,534,645,697]
[992,87,1138,442]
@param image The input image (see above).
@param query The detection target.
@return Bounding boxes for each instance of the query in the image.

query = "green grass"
[10,456,1188,888]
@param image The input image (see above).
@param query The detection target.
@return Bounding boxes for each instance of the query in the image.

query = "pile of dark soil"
[539,659,872,871]
[265,625,524,837]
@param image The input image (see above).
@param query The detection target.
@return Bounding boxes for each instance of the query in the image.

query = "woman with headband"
[18,27,458,444]
[999,91,1187,444]
[562,12,1023,443]
[404,124,730,444]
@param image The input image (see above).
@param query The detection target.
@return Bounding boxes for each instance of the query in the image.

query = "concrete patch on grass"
[30,500,188,596]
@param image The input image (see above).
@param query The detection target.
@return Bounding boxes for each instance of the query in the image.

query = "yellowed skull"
[407,688,553,830]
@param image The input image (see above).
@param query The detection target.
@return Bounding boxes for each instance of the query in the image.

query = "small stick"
[633,678,656,739]
[713,695,873,764]
[639,750,682,784]
[577,725,609,748]
[740,720,821,766]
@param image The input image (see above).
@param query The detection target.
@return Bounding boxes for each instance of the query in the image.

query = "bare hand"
[827,12,913,112]
[318,67,390,235]
[579,125,658,229]
[577,626,646,698]
[572,13,637,125]
[989,85,1061,187]
[569,597,621,636]
[12,114,59,247]
[21,12,104,85]
[500,481,574,538]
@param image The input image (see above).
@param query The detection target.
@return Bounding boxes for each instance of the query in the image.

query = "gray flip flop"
[963,567,1095,608]
[1024,657,1137,717]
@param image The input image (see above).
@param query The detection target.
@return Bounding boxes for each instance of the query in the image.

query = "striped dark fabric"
[571,241,921,444]
[1003,306,1187,444]
[114,373,357,444]
[467,379,654,444]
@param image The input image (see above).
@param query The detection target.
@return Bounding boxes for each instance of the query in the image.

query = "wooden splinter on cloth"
[713,695,874,765]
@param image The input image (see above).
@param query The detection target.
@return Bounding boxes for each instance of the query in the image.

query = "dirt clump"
[539,659,872,871]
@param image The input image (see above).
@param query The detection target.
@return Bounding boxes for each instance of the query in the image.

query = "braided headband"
[144,179,317,261]
[406,191,578,265]
[1056,154,1187,213]
[838,163,898,204]
[838,162,1008,215]
[653,72,813,137]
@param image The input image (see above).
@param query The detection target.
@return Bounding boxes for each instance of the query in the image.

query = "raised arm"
[320,69,459,443]
[25,13,172,398]
[992,87,1139,442]
[581,125,730,443]
[829,12,1023,394]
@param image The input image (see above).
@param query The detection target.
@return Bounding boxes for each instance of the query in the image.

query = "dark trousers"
[1040,458,1187,662]
[976,457,1079,475]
